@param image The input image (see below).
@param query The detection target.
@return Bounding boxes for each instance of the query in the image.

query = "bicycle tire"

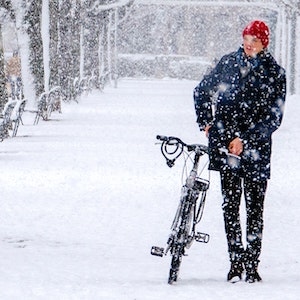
[12,119,20,137]
[168,190,195,284]
[168,245,184,284]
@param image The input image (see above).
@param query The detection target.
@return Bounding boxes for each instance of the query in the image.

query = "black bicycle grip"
[156,135,168,141]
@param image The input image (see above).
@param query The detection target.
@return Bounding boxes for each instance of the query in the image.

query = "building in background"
[118,0,300,94]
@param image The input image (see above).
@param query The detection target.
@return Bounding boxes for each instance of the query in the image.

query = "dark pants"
[220,169,267,266]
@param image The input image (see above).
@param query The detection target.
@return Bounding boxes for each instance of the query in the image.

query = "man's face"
[243,35,264,58]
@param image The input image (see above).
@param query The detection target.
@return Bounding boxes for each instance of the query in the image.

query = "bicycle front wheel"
[168,191,194,284]
[168,244,184,284]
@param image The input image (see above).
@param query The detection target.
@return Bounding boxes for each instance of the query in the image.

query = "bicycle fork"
[151,189,209,258]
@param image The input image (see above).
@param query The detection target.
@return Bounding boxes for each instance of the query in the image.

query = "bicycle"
[33,86,61,125]
[151,135,210,284]
[47,86,62,118]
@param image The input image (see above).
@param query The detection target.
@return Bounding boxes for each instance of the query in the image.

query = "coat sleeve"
[240,67,286,141]
[193,58,224,130]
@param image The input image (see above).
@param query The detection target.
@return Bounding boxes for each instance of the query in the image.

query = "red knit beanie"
[242,20,270,48]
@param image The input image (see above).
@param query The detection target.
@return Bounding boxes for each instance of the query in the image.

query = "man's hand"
[229,137,243,156]
[204,125,211,138]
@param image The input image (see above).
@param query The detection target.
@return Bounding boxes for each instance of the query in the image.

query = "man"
[6,50,22,100]
[194,20,286,283]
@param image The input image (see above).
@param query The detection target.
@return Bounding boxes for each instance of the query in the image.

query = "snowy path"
[0,79,299,299]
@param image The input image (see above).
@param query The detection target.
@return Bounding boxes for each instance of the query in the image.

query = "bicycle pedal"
[151,246,164,257]
[195,232,210,243]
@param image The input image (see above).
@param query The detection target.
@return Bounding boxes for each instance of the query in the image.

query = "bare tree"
[1,0,134,106]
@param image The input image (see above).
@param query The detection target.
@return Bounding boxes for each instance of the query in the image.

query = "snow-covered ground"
[0,79,299,299]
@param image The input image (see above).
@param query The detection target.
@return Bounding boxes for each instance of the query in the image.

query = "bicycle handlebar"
[157,135,242,171]
[156,135,208,153]
[156,135,208,167]
[156,135,169,141]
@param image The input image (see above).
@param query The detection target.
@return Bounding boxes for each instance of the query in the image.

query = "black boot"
[227,261,244,283]
[245,261,262,283]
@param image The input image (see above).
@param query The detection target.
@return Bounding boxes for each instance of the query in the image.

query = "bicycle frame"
[151,135,210,284]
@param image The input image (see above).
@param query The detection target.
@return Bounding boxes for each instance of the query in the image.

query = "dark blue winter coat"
[194,47,286,181]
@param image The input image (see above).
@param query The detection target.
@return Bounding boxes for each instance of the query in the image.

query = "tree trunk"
[0,24,8,111]
[49,0,60,89]
[58,0,72,101]
[24,0,44,98]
